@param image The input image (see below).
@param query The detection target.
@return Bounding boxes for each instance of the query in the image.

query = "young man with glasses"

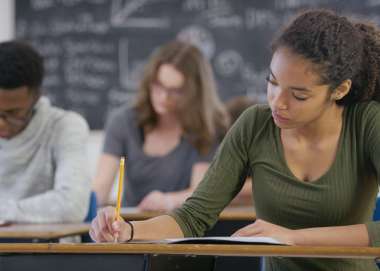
[0,41,91,223]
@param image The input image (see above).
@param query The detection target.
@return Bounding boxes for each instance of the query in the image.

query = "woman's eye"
[293,94,308,101]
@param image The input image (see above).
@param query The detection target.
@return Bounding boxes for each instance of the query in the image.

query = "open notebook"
[132,236,287,245]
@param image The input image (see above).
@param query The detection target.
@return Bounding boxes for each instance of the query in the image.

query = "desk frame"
[0,243,379,271]
[0,243,379,259]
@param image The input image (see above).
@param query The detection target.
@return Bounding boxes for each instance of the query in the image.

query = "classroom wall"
[14,1,380,131]
[0,0,14,41]
[15,1,271,130]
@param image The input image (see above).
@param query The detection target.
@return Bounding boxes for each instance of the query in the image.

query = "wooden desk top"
[120,207,256,221]
[0,223,90,239]
[0,243,379,259]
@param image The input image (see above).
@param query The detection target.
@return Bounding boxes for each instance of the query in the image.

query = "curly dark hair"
[0,40,44,94]
[271,9,380,105]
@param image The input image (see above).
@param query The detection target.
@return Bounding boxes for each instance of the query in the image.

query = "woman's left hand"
[137,190,174,211]
[232,219,296,245]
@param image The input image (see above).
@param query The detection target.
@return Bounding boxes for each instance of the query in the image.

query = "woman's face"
[150,63,185,116]
[267,47,336,129]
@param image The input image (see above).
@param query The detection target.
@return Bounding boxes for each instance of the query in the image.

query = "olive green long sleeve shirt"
[171,102,380,271]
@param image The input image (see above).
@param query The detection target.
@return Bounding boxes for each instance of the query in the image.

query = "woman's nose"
[272,89,288,110]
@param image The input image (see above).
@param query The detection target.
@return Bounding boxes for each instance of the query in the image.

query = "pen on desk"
[114,156,125,243]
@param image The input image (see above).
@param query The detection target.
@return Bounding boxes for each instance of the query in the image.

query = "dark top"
[103,105,217,206]
[171,102,380,271]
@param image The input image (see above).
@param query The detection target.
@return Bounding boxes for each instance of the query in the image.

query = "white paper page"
[132,236,286,245]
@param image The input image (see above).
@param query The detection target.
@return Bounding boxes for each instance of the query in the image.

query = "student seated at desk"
[92,40,229,211]
[90,9,380,270]
[0,41,91,223]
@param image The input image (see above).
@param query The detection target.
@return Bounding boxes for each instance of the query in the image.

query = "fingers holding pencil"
[112,218,133,242]
[90,157,130,243]
[90,206,116,242]
[89,206,133,243]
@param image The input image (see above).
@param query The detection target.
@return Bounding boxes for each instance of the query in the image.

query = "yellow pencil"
[115,157,125,219]
[114,156,125,242]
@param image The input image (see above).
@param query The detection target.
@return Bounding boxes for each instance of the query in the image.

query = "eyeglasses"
[0,101,36,127]
[150,81,184,99]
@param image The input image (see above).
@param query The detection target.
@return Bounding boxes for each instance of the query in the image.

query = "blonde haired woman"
[93,40,229,211]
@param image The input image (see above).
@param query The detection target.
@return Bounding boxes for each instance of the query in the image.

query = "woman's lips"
[272,111,289,123]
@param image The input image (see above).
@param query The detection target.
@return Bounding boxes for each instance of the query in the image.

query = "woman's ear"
[332,79,352,101]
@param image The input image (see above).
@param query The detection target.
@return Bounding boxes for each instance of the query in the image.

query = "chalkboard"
[15,0,380,129]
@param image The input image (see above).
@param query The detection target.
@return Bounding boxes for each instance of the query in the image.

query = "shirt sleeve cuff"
[168,210,193,238]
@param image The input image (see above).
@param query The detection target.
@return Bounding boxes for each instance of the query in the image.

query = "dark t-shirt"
[103,105,217,206]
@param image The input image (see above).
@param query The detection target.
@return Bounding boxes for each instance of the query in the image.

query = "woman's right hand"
[89,206,132,243]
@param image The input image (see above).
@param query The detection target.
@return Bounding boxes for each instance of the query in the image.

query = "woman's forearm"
[132,215,184,240]
[293,224,370,246]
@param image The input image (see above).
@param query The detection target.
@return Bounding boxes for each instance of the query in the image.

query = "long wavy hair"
[134,40,230,155]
